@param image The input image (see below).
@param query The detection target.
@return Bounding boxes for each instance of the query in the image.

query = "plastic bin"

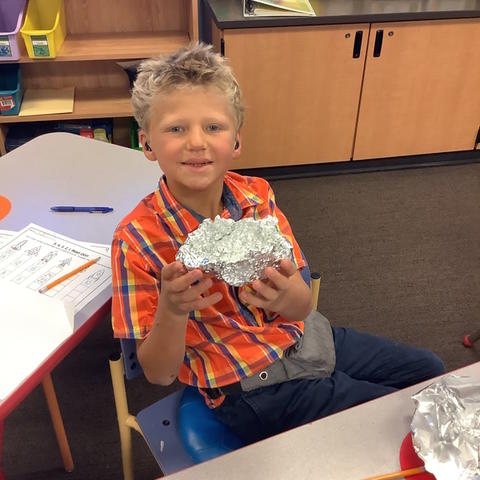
[0,63,23,115]
[20,0,66,59]
[0,0,27,61]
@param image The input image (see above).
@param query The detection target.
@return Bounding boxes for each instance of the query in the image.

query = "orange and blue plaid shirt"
[111,171,306,405]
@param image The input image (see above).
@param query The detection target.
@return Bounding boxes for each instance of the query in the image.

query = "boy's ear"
[139,130,156,161]
[232,132,242,159]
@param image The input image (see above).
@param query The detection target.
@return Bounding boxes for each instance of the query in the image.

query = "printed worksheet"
[0,223,111,313]
[0,229,111,253]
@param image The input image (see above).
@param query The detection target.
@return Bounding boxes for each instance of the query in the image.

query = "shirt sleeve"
[111,231,161,339]
[265,181,307,272]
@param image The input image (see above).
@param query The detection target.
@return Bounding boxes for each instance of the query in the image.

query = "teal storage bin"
[0,63,23,115]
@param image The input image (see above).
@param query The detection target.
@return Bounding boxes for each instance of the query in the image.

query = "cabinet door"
[223,25,369,168]
[354,19,480,160]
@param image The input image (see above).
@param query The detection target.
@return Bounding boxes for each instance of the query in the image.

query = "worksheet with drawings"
[0,223,111,313]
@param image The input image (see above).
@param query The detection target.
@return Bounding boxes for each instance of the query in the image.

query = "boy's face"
[141,85,241,204]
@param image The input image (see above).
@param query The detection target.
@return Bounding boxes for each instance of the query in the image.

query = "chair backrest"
[120,337,143,380]
[300,259,311,287]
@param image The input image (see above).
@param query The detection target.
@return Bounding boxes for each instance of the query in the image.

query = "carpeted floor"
[4,162,480,480]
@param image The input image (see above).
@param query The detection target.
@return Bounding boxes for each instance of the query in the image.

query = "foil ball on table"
[175,215,293,287]
[411,375,480,480]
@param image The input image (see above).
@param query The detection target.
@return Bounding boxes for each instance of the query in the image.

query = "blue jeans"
[213,326,445,444]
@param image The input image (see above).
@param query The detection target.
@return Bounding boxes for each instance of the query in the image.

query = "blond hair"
[131,42,244,133]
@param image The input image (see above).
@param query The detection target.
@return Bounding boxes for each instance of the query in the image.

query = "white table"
[0,132,160,476]
[165,362,480,480]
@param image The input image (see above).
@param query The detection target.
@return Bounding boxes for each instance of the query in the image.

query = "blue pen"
[50,206,114,213]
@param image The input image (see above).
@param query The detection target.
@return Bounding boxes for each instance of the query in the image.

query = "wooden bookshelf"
[0,0,198,155]
[17,31,191,63]
[0,88,132,124]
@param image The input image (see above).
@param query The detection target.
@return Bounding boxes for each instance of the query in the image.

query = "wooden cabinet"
[219,24,369,168]
[211,17,480,168]
[354,19,480,160]
[0,0,198,154]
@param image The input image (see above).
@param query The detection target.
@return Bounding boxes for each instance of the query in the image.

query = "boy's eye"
[169,126,183,133]
[206,124,220,132]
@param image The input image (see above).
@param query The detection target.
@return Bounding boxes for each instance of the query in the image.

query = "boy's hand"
[239,258,312,321]
[159,261,222,317]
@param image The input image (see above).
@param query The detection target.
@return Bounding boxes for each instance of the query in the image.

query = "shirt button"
[259,371,268,381]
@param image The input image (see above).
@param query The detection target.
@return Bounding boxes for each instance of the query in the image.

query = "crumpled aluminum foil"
[176,215,292,286]
[411,375,480,480]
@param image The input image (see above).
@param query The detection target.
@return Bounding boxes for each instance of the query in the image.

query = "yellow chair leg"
[110,355,135,480]
[126,415,143,436]
[41,374,74,472]
[310,273,321,311]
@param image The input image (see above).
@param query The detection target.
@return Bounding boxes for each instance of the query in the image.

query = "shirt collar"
[152,172,264,233]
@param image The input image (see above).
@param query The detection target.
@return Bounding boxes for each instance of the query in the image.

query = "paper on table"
[18,87,75,116]
[0,224,111,401]
[0,279,74,400]
[0,228,111,255]
[0,223,111,313]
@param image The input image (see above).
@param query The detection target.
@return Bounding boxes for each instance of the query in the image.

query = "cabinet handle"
[373,29,384,57]
[352,31,363,58]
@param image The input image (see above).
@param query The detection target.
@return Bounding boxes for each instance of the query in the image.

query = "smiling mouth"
[182,160,213,167]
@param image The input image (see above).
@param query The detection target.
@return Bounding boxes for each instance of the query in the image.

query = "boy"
[111,43,445,444]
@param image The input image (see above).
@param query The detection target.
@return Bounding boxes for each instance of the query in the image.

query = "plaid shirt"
[112,171,306,406]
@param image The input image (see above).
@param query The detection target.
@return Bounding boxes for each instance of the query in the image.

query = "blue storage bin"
[0,63,23,115]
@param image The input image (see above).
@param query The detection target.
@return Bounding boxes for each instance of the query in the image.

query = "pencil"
[38,256,101,293]
[362,466,425,480]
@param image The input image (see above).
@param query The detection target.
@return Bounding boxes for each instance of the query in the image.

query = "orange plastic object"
[0,195,11,221]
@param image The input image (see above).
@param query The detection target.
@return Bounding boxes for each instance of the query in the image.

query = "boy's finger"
[169,268,203,292]
[263,267,289,291]
[179,277,213,302]
[194,291,223,310]
[239,290,266,309]
[251,279,277,301]
[278,258,298,278]
[162,261,187,281]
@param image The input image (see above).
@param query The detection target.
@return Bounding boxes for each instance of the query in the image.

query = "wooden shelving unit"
[0,0,199,155]
[16,31,192,63]
[0,87,132,124]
